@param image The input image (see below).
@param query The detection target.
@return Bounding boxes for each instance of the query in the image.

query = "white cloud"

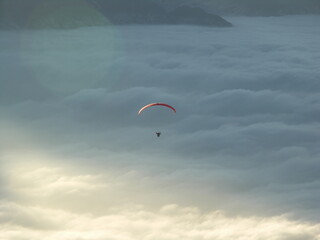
[0,201,319,240]
[1,15,320,235]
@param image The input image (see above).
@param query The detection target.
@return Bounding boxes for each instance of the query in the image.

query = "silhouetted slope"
[167,6,231,26]
[90,0,231,26]
[0,0,232,29]
[0,0,108,29]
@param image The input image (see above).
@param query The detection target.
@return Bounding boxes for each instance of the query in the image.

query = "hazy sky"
[1,15,320,240]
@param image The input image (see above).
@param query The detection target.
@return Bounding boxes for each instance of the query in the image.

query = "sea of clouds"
[1,16,320,240]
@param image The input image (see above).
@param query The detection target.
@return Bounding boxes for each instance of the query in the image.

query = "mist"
[163,0,320,16]
[1,11,320,240]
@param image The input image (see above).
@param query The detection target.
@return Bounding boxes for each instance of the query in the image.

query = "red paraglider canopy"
[138,103,176,115]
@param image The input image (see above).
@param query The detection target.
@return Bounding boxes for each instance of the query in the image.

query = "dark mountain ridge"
[0,0,232,30]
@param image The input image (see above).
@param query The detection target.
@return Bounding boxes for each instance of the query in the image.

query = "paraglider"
[138,103,176,137]
[138,103,176,115]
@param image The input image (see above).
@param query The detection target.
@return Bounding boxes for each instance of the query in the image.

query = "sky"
[1,15,320,240]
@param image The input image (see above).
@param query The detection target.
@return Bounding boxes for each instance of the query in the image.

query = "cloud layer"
[1,16,320,239]
[1,164,319,240]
